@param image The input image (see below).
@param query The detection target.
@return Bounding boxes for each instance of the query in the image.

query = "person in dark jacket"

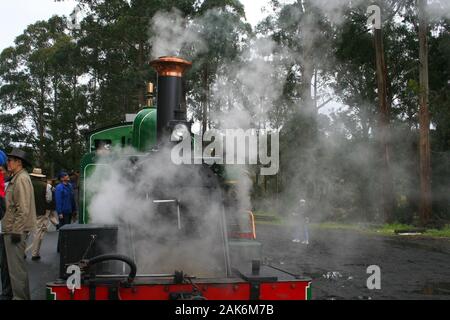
[28,169,50,261]
[69,171,79,223]
[46,179,58,227]
[55,172,76,227]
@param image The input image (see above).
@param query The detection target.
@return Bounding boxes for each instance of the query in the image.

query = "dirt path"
[256,224,450,300]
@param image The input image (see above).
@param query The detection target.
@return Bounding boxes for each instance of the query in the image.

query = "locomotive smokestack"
[150,56,192,142]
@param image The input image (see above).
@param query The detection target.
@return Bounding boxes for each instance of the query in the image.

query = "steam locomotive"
[45,56,311,300]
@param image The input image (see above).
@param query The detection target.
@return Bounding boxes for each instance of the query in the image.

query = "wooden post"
[418,0,432,226]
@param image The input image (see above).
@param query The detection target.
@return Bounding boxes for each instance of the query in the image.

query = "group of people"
[0,148,78,300]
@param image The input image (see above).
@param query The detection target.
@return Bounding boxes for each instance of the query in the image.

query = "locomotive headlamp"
[171,124,190,142]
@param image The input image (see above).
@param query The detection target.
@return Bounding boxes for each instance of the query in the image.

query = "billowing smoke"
[210,37,292,129]
[426,0,450,20]
[150,8,206,59]
[87,147,228,277]
[309,0,450,23]
[86,0,446,279]
[148,6,303,224]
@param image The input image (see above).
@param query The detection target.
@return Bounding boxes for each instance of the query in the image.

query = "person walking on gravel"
[29,168,52,261]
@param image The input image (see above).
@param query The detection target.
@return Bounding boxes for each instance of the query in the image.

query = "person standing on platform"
[2,149,36,300]
[29,168,51,261]
[55,171,76,228]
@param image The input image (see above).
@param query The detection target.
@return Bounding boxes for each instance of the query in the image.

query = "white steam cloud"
[427,0,450,20]
[87,147,228,277]
[150,9,206,59]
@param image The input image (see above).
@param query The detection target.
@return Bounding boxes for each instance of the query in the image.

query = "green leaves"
[0,16,86,170]
[1,0,448,222]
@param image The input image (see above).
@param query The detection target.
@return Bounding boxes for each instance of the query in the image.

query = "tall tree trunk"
[38,78,47,167]
[137,40,145,110]
[418,0,432,226]
[202,65,209,136]
[374,28,395,223]
[52,75,59,176]
[72,74,78,168]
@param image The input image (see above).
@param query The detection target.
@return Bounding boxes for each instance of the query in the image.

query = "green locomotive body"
[79,105,157,224]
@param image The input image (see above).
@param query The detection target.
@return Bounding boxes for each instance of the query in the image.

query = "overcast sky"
[0,0,292,52]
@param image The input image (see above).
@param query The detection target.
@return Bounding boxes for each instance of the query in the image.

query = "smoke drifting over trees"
[0,0,449,226]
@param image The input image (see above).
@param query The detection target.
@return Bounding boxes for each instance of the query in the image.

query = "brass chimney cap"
[150,56,192,78]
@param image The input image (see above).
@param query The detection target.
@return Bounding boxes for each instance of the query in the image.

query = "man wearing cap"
[55,171,76,228]
[2,148,36,300]
[29,168,50,261]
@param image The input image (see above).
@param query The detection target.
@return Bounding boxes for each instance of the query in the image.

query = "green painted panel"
[80,108,157,224]
[79,152,95,223]
[46,287,56,301]
[132,107,157,152]
[307,283,312,300]
[80,160,112,224]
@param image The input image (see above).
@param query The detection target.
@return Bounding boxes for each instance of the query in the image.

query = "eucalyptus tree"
[0,16,77,167]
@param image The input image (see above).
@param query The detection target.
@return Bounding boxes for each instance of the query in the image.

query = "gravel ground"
[4,224,449,300]
[256,223,450,300]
